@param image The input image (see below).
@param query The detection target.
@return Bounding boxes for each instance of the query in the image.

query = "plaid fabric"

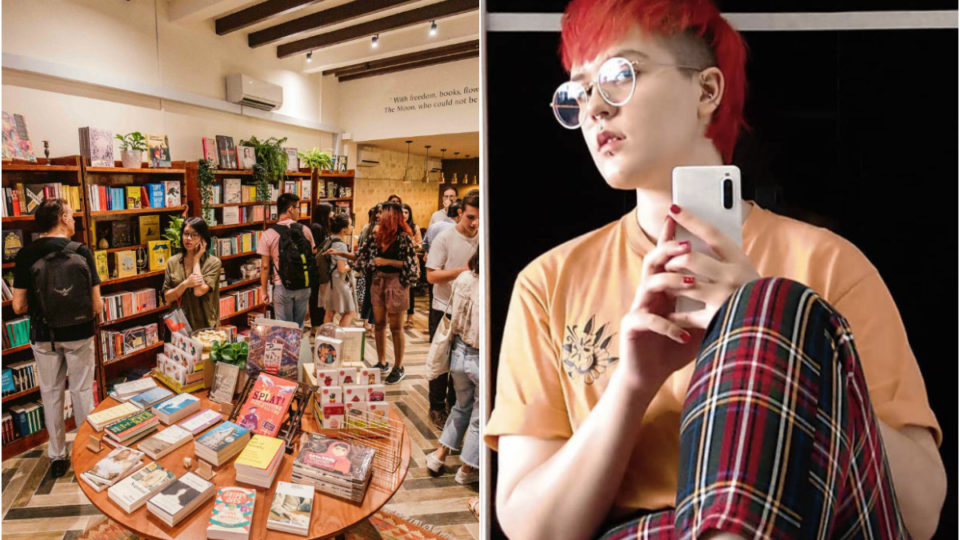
[601,278,907,540]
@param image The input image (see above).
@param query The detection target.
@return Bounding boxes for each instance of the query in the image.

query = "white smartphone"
[671,165,743,313]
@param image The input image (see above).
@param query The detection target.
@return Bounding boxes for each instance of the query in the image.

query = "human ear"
[697,67,724,119]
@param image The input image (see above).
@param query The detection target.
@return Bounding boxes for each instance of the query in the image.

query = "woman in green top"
[161,216,222,330]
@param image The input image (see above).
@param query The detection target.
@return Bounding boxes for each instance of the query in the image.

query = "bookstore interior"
[1,1,480,538]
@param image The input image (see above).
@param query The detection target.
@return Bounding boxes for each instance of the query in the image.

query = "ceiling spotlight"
[371,34,379,48]
[306,51,312,62]
[429,20,438,36]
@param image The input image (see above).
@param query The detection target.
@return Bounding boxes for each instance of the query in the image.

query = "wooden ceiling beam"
[276,0,477,58]
[322,40,478,77]
[248,0,414,48]
[215,0,320,35]
[336,50,477,82]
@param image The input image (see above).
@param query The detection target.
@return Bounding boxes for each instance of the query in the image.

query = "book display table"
[71,386,411,539]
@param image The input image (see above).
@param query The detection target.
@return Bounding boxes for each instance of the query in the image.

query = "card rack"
[229,373,311,453]
[332,412,406,493]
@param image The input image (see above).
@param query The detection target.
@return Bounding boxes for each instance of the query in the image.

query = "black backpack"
[315,236,335,285]
[271,223,317,290]
[30,241,94,343]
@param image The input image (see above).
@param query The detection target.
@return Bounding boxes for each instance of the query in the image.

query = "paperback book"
[80,446,145,492]
[137,424,193,460]
[146,472,216,527]
[148,134,171,167]
[194,421,250,467]
[151,393,201,425]
[107,461,177,513]
[235,372,298,437]
[207,486,256,540]
[178,408,223,435]
[266,481,314,536]
[129,386,174,410]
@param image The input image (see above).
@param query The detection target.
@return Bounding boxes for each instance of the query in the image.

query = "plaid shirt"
[602,278,907,540]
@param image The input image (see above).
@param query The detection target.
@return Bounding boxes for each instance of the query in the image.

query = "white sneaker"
[455,466,478,485]
[425,452,444,476]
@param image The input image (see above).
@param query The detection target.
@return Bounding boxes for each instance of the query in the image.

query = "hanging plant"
[297,147,335,173]
[163,216,184,251]
[197,158,216,224]
[239,135,288,202]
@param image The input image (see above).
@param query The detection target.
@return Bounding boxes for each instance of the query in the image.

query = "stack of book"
[138,424,193,460]
[2,183,82,216]
[290,434,375,503]
[146,472,216,527]
[2,412,16,444]
[4,360,38,394]
[266,481,314,536]
[80,446,145,492]
[206,486,256,540]
[7,402,44,437]
[86,181,180,210]
[3,317,30,349]
[218,287,264,319]
[129,386,174,410]
[234,435,285,488]
[111,378,158,401]
[103,409,160,448]
[87,402,140,432]
[100,323,159,361]
[101,289,159,322]
[151,393,201,425]
[195,421,251,466]
[107,462,177,513]
[210,230,262,258]
[178,408,223,436]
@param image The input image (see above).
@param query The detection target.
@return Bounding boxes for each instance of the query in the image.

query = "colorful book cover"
[235,434,284,470]
[246,318,302,379]
[147,134,171,167]
[314,336,342,368]
[267,481,313,532]
[86,127,115,167]
[108,462,176,510]
[83,446,144,484]
[1,112,20,160]
[129,387,173,410]
[114,250,137,278]
[294,433,374,482]
[147,183,165,208]
[216,136,237,169]
[105,409,156,437]
[152,393,199,416]
[2,230,23,263]
[208,487,255,537]
[23,184,44,215]
[125,186,142,209]
[196,421,249,454]
[201,137,218,165]
[147,240,171,272]
[138,215,161,244]
[236,372,297,437]
[163,180,181,207]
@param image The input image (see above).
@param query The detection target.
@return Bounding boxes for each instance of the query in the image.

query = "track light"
[371,34,379,48]
[429,20,437,36]
[306,51,312,62]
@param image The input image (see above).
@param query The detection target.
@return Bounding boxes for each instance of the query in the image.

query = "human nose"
[582,82,616,128]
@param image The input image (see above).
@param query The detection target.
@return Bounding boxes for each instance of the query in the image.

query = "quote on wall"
[384,86,479,113]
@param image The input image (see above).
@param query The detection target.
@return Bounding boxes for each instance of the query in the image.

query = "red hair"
[375,204,412,251]
[560,0,747,163]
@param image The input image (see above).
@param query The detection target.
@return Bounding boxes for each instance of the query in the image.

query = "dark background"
[485,3,957,538]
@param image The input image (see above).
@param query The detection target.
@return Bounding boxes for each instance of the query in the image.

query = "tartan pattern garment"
[601,278,907,540]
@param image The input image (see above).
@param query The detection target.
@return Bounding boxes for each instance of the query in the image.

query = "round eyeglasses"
[550,56,703,129]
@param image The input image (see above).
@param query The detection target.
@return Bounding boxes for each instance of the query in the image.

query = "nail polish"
[678,241,690,249]
[683,276,695,284]
[680,330,692,343]
[670,204,681,214]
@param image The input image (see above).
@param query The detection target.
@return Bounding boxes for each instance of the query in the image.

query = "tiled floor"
[1,296,479,540]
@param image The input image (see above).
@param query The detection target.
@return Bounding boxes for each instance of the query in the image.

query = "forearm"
[192,282,211,296]
[164,282,186,304]
[426,267,463,284]
[878,421,946,539]
[498,371,655,540]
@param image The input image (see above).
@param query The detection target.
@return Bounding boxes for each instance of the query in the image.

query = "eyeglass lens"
[551,57,637,128]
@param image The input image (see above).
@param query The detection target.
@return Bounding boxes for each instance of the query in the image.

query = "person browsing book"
[322,213,357,327]
[485,1,945,539]
[258,193,316,328]
[161,217,221,331]
[12,198,102,478]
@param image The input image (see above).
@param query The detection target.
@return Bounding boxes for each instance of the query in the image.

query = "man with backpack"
[12,199,103,478]
[258,192,316,327]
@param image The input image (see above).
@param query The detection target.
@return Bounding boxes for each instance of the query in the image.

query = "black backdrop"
[485,3,957,538]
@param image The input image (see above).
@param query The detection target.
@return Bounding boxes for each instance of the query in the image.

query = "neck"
[455,223,475,238]
[280,213,293,221]
[42,225,70,239]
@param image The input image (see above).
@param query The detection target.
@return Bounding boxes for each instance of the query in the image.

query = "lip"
[596,130,625,154]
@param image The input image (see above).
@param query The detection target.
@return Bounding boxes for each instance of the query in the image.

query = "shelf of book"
[102,341,164,368]
[317,197,353,202]
[207,202,269,208]
[99,304,169,327]
[3,212,85,223]
[209,221,265,233]
[3,416,76,460]
[211,169,312,177]
[218,250,259,262]
[2,385,40,403]
[2,162,80,172]
[88,205,186,218]
[220,302,266,322]
[219,277,259,292]
[100,243,147,254]
[85,166,186,174]
[319,170,356,178]
[100,269,165,287]
[3,343,31,355]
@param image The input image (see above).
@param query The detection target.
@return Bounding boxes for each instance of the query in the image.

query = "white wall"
[336,57,480,142]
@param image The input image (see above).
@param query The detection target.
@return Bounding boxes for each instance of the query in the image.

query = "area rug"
[79,510,455,540]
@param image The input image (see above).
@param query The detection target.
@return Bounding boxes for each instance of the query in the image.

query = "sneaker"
[425,452,444,476]
[50,459,69,479]
[455,466,478,485]
[430,409,448,431]
[374,362,390,374]
[385,366,406,385]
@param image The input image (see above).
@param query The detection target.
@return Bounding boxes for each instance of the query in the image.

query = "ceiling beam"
[215,0,320,35]
[276,0,478,58]
[248,0,415,48]
[337,50,477,82]
[323,40,478,77]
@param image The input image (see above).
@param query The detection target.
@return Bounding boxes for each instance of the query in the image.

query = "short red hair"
[560,0,747,163]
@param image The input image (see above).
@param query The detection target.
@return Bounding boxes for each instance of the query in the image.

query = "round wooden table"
[72,385,411,540]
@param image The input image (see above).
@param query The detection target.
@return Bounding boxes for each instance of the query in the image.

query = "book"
[2,230,23,263]
[111,220,133,246]
[2,112,35,161]
[80,446,145,492]
[202,136,219,165]
[138,215,161,244]
[108,462,177,513]
[151,393,201,425]
[207,487,256,540]
[114,377,158,400]
[129,386,174,410]
[104,410,159,445]
[336,327,365,366]
[237,146,256,170]
[222,206,239,225]
[246,318,302,379]
[223,178,242,204]
[148,134,171,167]
[92,250,109,281]
[23,183,44,214]
[290,433,375,502]
[138,424,192,460]
[126,186,142,209]
[80,127,114,167]
[163,180,181,207]
[146,183,165,208]
[178,408,223,435]
[266,481,313,536]
[234,435,285,488]
[87,402,140,432]
[216,136,237,169]
[195,421,250,467]
[284,148,299,172]
[314,336,343,369]
[209,362,240,404]
[114,250,137,278]
[146,472,216,527]
[147,240,171,272]
[236,372,298,437]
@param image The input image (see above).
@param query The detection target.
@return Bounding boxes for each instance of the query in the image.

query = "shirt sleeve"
[425,231,447,270]
[300,224,315,249]
[831,267,942,446]
[257,229,275,257]
[484,266,573,451]
[12,248,30,289]
[76,246,102,286]
[331,241,349,262]
[201,256,222,291]
[161,257,179,297]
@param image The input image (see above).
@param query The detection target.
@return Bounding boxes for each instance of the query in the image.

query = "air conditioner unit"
[226,73,283,111]
[358,148,380,167]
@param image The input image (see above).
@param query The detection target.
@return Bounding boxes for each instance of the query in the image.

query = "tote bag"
[425,312,455,381]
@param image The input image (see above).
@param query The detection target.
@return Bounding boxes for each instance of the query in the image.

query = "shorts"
[370,272,409,314]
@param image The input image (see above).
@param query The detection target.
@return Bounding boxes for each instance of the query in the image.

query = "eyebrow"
[570,49,651,81]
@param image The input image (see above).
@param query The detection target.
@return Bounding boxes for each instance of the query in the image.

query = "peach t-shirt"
[485,203,941,512]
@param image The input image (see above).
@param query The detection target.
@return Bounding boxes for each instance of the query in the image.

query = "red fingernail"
[678,241,690,249]
[670,204,681,214]
[683,276,695,284]
[680,330,692,343]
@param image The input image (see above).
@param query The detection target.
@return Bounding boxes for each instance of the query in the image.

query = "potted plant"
[115,131,147,168]
[197,158,216,225]
[297,147,335,173]
[239,135,288,202]
[163,216,184,251]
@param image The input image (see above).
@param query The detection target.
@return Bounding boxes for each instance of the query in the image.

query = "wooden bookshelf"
[100,269,165,286]
[2,344,31,355]
[102,341,164,367]
[88,206,186,218]
[220,302,266,322]
[220,277,259,292]
[99,304,169,327]
[219,250,259,261]
[85,166,185,174]
[2,385,40,403]
[209,221,265,233]
[2,416,77,460]
[317,197,353,202]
